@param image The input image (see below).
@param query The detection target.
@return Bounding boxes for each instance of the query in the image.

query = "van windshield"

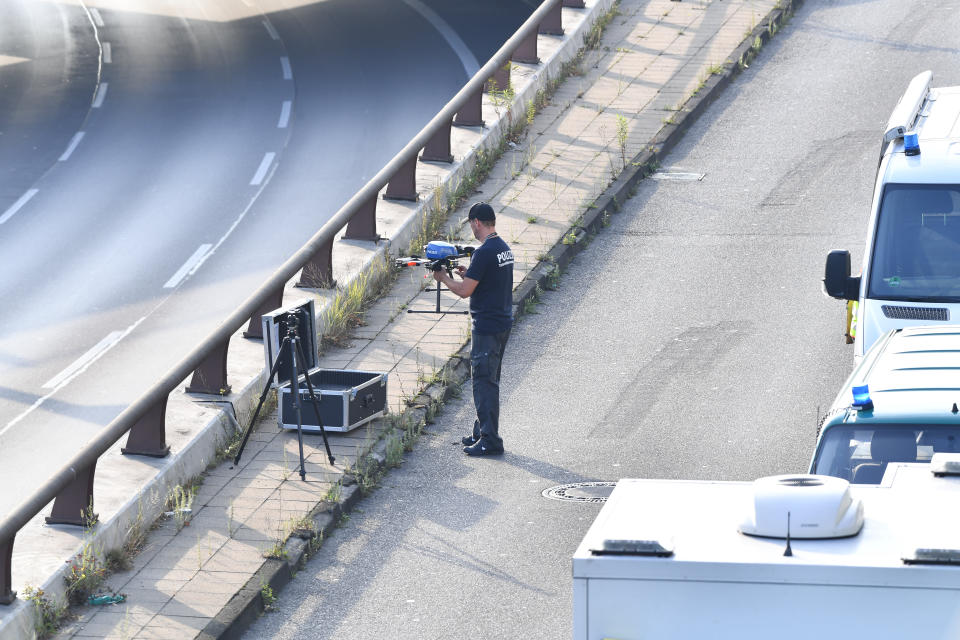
[868,184,960,301]
[812,425,960,484]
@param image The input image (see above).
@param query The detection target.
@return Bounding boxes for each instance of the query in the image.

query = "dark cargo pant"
[471,329,511,448]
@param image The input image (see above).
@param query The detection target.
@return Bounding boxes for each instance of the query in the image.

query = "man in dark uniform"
[433,202,514,456]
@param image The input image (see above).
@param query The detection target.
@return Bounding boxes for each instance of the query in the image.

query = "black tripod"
[408,268,470,316]
[233,309,335,479]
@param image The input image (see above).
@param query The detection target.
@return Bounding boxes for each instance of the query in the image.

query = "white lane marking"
[401,0,479,78]
[193,149,283,288]
[90,7,104,27]
[59,132,86,161]
[1,317,147,437]
[164,244,212,288]
[102,42,112,64]
[262,19,279,40]
[0,189,39,224]
[280,56,292,80]
[43,331,125,389]
[278,100,292,128]
[250,152,275,185]
[92,82,108,108]
[650,171,705,181]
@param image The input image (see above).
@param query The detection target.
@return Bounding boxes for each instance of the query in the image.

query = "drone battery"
[425,240,459,260]
[278,368,387,433]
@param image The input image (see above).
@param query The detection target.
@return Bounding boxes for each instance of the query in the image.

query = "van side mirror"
[823,250,860,301]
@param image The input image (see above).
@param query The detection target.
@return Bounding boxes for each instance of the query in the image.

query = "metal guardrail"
[0,0,579,604]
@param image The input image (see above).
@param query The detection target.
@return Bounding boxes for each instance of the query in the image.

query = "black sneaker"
[463,440,504,456]
[461,420,481,446]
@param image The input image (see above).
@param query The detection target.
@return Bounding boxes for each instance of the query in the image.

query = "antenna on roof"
[783,512,793,557]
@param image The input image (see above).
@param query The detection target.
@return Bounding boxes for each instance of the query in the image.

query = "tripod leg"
[289,336,307,481]
[234,336,289,466]
[295,339,336,465]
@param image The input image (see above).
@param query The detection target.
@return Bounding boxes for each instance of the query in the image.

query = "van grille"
[881,305,949,321]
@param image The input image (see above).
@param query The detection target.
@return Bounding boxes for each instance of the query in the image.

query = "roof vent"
[739,474,864,539]
[590,538,674,557]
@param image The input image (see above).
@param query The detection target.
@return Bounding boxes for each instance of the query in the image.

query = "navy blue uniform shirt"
[464,234,514,334]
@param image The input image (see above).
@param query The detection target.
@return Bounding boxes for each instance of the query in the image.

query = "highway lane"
[0,1,98,210]
[242,1,960,639]
[0,0,535,516]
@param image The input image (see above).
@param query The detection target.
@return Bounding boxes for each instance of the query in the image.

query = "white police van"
[809,325,960,485]
[824,71,960,359]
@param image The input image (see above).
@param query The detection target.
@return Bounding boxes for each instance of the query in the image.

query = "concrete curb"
[512,0,804,317]
[198,482,364,640]
[197,351,475,640]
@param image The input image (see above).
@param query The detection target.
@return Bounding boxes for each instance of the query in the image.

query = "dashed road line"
[93,82,108,108]
[90,7,104,27]
[1,317,146,437]
[278,101,292,128]
[164,244,212,288]
[0,189,39,225]
[250,152,276,186]
[262,19,279,40]
[280,56,292,80]
[43,331,125,389]
[59,132,86,162]
[102,42,112,64]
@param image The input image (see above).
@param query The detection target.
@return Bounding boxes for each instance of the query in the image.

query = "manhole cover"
[542,482,616,503]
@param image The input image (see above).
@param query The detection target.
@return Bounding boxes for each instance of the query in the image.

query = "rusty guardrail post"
[453,87,484,127]
[121,397,170,457]
[420,118,455,163]
[485,63,511,94]
[343,193,379,241]
[185,337,231,395]
[297,237,335,288]
[512,31,539,64]
[242,284,285,339]
[0,537,14,604]
[383,156,418,201]
[45,462,98,526]
[540,2,564,34]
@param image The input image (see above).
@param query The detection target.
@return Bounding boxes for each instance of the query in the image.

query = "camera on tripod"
[395,240,475,276]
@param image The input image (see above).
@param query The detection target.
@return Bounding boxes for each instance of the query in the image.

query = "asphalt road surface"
[242,1,960,638]
[0,0,535,517]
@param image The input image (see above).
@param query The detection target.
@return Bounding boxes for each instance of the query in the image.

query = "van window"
[868,184,960,301]
[812,425,960,484]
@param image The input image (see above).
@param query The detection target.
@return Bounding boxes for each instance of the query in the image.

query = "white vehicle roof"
[884,84,960,184]
[832,326,960,420]
[573,463,960,588]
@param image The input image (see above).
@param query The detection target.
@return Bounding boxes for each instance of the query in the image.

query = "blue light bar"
[852,384,874,410]
[904,131,921,156]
